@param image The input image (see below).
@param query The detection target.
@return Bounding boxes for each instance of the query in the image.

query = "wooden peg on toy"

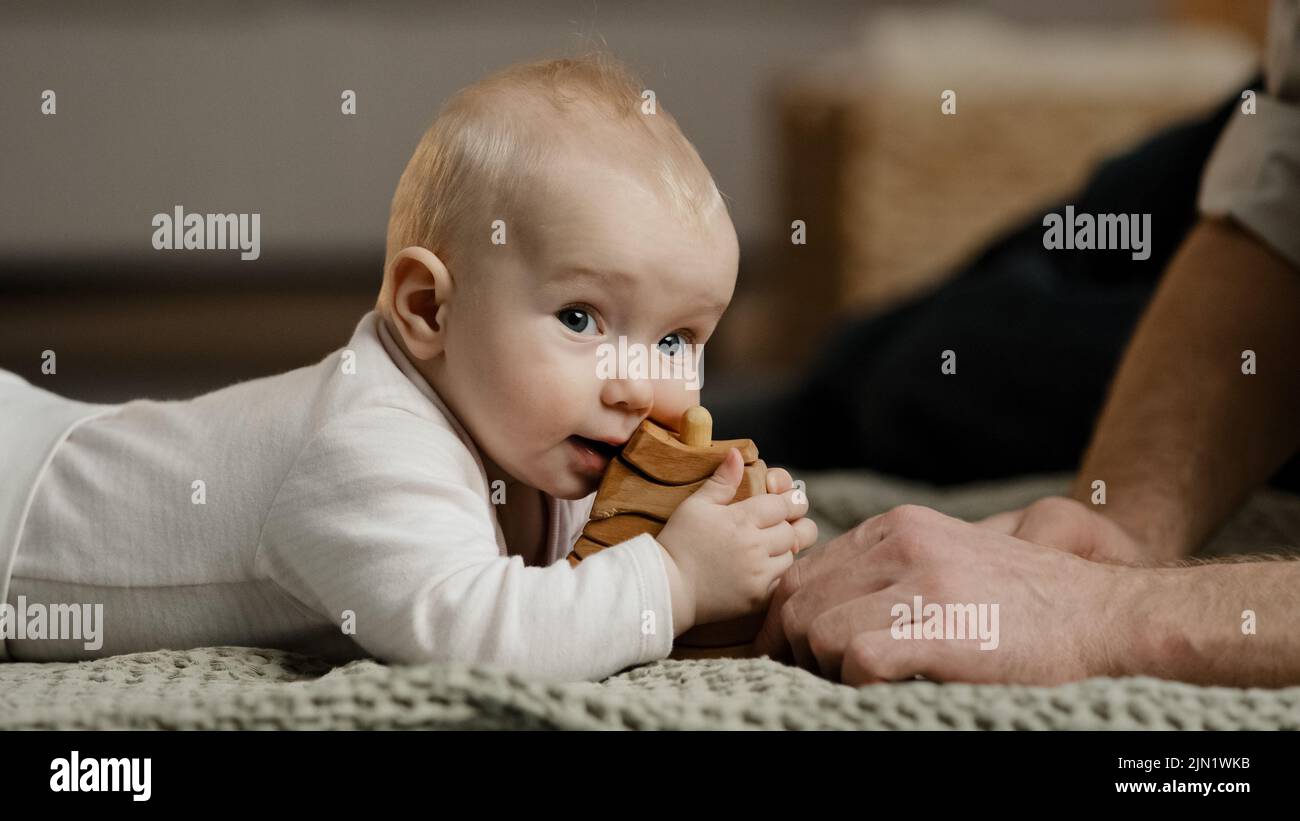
[679,405,712,446]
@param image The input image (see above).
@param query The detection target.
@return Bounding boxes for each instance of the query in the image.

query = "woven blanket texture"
[3,472,1298,730]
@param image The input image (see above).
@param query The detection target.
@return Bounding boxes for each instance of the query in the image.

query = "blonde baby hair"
[380,51,724,305]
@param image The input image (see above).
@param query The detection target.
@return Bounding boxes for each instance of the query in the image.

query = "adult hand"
[974,496,1153,565]
[753,504,1147,686]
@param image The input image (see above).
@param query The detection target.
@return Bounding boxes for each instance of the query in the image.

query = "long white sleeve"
[255,405,674,682]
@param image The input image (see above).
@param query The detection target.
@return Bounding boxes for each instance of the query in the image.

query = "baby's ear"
[387,246,453,360]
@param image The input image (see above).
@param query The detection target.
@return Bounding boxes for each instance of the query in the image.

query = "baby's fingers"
[761,521,801,557]
[734,489,807,528]
[765,467,794,495]
[765,544,796,586]
[792,516,818,553]
[761,517,817,557]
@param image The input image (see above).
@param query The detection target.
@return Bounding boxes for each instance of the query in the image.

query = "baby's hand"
[656,449,818,633]
[764,466,802,507]
[760,465,813,557]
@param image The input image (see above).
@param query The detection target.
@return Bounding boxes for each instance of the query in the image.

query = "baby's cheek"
[649,380,701,431]
[524,358,594,430]
[484,352,563,430]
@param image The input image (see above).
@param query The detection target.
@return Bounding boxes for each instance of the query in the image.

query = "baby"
[0,54,816,681]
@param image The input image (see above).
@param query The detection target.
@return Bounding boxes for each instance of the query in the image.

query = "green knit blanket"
[4,473,1298,730]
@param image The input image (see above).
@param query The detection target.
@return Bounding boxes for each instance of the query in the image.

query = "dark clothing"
[711,81,1300,492]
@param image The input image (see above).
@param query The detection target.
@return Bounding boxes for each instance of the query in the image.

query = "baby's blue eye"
[557,307,597,335]
[657,333,686,356]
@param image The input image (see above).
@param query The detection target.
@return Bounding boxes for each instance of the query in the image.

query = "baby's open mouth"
[568,435,622,460]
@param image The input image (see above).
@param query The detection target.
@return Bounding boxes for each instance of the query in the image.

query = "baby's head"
[378,53,738,500]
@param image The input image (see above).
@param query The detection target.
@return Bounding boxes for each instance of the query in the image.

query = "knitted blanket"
[4,472,1299,730]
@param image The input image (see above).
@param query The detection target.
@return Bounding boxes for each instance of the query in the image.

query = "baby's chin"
[542,472,602,501]
[492,443,604,500]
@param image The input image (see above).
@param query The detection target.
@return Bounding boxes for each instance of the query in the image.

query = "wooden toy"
[567,405,769,659]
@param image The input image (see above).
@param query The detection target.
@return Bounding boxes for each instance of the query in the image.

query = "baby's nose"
[600,371,655,414]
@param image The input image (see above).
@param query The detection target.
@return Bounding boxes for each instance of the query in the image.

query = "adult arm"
[1065,217,1300,561]
[995,3,1300,562]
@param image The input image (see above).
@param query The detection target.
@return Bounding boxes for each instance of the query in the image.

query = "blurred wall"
[0,0,1179,401]
[0,0,1167,273]
[0,0,890,274]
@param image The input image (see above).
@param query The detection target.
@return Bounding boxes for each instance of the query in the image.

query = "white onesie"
[0,311,673,681]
